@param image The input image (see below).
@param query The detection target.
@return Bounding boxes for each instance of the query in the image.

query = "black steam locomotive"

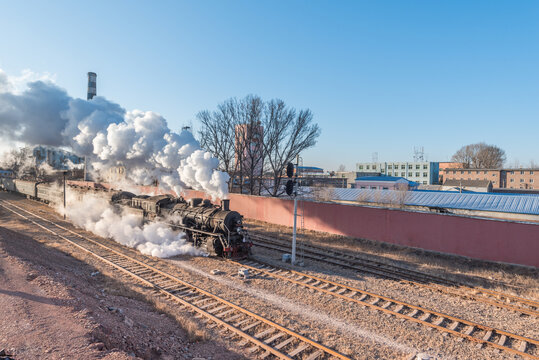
[113,193,252,258]
[0,177,252,259]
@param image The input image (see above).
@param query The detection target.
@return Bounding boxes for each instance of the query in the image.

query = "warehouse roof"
[302,187,539,215]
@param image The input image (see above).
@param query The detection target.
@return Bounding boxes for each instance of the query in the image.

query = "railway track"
[0,200,350,360]
[231,258,539,359]
[250,233,539,317]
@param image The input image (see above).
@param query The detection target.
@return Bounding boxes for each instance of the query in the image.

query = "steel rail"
[250,233,539,317]
[231,258,539,359]
[0,200,349,360]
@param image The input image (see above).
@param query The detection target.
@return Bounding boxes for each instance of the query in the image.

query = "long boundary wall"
[67,181,538,267]
[185,191,539,268]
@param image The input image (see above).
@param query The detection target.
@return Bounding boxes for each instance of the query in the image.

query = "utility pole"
[63,171,67,219]
[291,154,299,265]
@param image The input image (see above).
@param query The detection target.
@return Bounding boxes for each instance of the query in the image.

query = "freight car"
[117,194,252,258]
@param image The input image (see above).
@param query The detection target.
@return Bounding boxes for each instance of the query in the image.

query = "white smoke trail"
[0,69,229,199]
[58,191,205,258]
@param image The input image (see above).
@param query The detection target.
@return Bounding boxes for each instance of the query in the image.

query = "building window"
[382,187,388,190]
[521,171,525,175]
[467,170,471,174]
[388,172,392,176]
[531,171,534,175]
[388,165,392,169]
[493,181,496,184]
[408,172,412,177]
[520,179,524,182]
[366,165,370,169]
[415,172,420,177]
[401,172,405,176]
[359,165,363,169]
[531,179,534,183]
[408,165,412,169]
[401,165,405,169]
[423,181,427,184]
[453,171,456,174]
[423,165,428,169]
[381,169,385,173]
[370,186,377,189]
[360,186,366,189]
[510,171,514,175]
[415,165,420,169]
[484,171,487,174]
[373,165,377,170]
[492,174,495,176]
[423,172,428,177]
[460,171,464,174]
[510,179,514,182]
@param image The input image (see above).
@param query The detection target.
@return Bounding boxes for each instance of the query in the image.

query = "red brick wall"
[70,182,538,267]
[185,191,539,268]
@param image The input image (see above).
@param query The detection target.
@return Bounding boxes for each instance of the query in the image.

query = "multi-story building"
[505,169,537,190]
[438,162,465,183]
[441,168,538,190]
[441,168,506,188]
[355,162,439,185]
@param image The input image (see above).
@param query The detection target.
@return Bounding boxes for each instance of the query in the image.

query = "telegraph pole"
[285,156,300,265]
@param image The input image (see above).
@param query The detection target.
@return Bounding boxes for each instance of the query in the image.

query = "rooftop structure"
[87,72,97,100]
[355,176,418,190]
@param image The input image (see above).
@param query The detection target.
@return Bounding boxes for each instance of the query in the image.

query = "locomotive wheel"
[206,238,223,257]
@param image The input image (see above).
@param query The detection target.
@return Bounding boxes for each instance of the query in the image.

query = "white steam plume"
[58,191,204,258]
[0,69,229,199]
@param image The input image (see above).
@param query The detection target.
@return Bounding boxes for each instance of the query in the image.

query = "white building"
[355,161,440,185]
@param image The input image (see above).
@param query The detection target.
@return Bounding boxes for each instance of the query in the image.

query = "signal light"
[286,179,294,196]
[286,162,294,178]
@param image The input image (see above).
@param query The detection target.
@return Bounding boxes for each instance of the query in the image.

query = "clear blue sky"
[1,0,538,170]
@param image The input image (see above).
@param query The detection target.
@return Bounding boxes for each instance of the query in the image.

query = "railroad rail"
[0,200,350,360]
[231,258,539,359]
[250,232,539,317]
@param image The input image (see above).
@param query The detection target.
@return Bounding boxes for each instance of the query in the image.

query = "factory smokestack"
[87,72,97,100]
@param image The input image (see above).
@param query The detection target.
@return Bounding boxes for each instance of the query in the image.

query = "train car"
[14,179,38,198]
[0,177,16,192]
[37,183,64,205]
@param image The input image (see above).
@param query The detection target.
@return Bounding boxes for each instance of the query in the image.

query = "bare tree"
[451,143,506,168]
[337,164,346,172]
[393,182,410,208]
[198,96,320,196]
[261,100,321,196]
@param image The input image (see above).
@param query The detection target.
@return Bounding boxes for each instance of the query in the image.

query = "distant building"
[334,171,360,188]
[0,169,13,177]
[296,166,324,176]
[30,146,84,170]
[441,168,505,188]
[442,179,493,193]
[356,162,439,185]
[234,123,264,176]
[438,162,465,183]
[505,169,538,190]
[355,176,418,190]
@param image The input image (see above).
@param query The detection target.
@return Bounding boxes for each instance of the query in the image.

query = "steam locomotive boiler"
[117,194,252,258]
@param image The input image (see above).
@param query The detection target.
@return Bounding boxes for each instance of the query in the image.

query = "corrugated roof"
[302,187,539,215]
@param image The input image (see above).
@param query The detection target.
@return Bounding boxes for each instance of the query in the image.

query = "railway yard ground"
[1,190,538,360]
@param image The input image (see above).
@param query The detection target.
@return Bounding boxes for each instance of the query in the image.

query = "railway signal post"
[286,157,299,265]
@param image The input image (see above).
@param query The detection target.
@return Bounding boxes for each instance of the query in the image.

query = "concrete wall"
[184,190,539,268]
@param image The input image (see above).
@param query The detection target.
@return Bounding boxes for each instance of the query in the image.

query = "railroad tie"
[319,283,330,289]
[457,326,475,342]
[264,332,286,345]
[497,335,507,346]
[208,305,229,315]
[254,328,275,340]
[274,336,295,350]
[443,321,460,337]
[476,330,493,349]
[393,304,404,313]
[241,320,262,332]
[419,313,431,322]
[518,340,527,353]
[288,343,310,357]
[305,350,324,360]
[310,280,321,286]
[328,286,340,292]
[336,288,347,295]
[427,316,444,331]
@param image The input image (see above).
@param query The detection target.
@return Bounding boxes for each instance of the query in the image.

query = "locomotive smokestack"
[87,72,97,100]
[221,199,230,211]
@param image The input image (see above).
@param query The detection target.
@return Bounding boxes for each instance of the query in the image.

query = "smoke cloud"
[58,191,204,258]
[0,69,229,199]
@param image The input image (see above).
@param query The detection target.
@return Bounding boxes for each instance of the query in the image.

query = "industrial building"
[355,161,440,185]
[355,176,418,190]
[441,168,538,190]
